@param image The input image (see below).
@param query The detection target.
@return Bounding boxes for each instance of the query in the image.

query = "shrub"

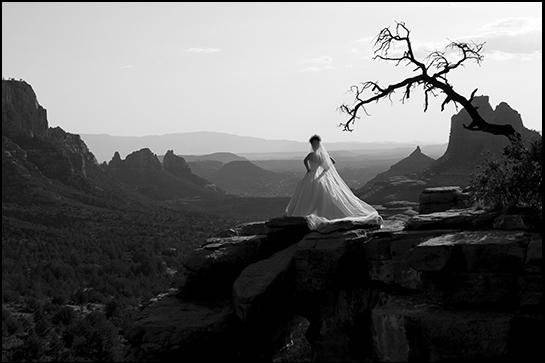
[471,137,542,212]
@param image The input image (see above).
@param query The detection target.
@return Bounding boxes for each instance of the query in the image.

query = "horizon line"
[79,130,450,145]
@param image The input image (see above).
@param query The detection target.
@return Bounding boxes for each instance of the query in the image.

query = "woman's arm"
[304,153,312,172]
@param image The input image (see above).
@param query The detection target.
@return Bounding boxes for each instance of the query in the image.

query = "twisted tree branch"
[340,22,518,141]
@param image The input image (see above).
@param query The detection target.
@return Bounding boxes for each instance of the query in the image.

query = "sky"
[2,2,542,144]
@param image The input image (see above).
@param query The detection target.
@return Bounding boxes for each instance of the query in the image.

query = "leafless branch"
[340,22,517,141]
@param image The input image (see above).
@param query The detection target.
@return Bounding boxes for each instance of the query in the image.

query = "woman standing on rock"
[285,135,383,231]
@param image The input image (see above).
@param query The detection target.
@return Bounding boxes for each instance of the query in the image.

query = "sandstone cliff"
[425,95,540,185]
[358,96,541,204]
[2,80,48,139]
[163,150,209,186]
[126,207,543,362]
[2,80,224,204]
[104,148,223,201]
[1,80,122,204]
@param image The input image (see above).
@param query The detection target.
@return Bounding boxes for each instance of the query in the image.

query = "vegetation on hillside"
[2,200,241,361]
[471,138,542,212]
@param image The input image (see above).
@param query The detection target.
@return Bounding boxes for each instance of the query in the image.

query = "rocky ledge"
[418,186,471,214]
[126,208,543,362]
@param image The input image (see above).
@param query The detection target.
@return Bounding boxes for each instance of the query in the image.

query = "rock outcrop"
[122,148,163,170]
[1,80,123,203]
[104,148,223,201]
[163,150,209,186]
[357,147,435,204]
[418,186,471,214]
[429,96,540,185]
[359,176,428,204]
[125,297,238,362]
[1,79,224,207]
[163,150,191,174]
[2,80,48,139]
[358,96,541,204]
[180,218,310,298]
[370,146,435,184]
[126,209,543,362]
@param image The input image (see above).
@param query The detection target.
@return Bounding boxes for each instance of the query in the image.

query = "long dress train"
[285,144,383,231]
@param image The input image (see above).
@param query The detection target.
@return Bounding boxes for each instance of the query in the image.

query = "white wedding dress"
[285,144,383,231]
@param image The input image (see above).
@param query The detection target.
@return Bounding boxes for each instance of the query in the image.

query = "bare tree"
[339,22,519,141]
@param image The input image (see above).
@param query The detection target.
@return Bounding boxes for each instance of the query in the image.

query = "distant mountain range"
[5,79,539,206]
[81,131,447,163]
[209,160,298,197]
[180,152,248,163]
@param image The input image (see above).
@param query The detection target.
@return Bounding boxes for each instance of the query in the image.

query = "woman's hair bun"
[309,134,321,143]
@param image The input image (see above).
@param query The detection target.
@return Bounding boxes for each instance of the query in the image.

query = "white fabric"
[285,144,383,231]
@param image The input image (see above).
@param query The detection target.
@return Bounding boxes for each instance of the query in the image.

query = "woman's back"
[307,152,322,170]
[285,138,383,231]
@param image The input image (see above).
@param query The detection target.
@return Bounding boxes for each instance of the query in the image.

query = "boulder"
[181,235,268,297]
[233,244,298,322]
[406,208,497,231]
[315,217,381,234]
[408,231,531,273]
[418,186,471,214]
[374,200,419,220]
[358,176,429,204]
[125,296,237,362]
[377,218,407,234]
[181,218,312,298]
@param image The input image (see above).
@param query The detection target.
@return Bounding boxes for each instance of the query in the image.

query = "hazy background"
[2,2,542,145]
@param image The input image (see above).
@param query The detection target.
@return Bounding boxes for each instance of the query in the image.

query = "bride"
[285,135,383,231]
